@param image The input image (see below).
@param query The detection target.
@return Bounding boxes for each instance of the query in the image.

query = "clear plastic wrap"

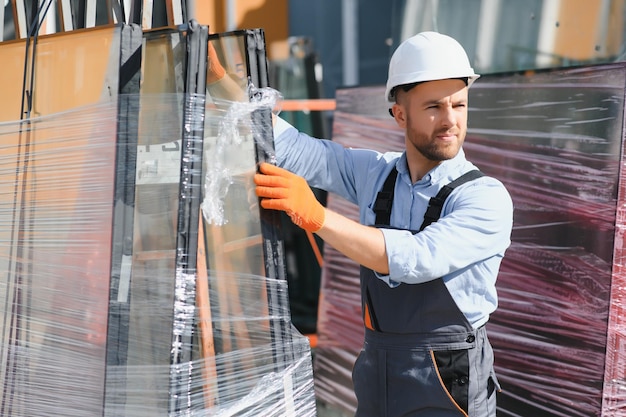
[0,93,316,417]
[0,103,121,417]
[317,63,626,416]
[202,86,283,226]
[0,23,316,417]
[466,64,625,417]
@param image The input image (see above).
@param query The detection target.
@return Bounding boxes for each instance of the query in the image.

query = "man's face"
[392,79,468,163]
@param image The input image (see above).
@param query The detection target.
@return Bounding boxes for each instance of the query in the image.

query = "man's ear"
[391,103,406,128]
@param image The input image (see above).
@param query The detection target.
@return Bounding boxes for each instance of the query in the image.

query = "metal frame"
[103,23,143,417]
[245,28,295,372]
[169,18,208,415]
[1,0,187,38]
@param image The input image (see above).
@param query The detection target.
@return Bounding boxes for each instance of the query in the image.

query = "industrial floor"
[316,401,351,417]
[309,339,353,417]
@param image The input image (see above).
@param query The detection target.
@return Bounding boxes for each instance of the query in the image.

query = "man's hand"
[254,163,326,233]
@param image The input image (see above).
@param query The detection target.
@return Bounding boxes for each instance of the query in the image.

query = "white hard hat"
[385,31,480,103]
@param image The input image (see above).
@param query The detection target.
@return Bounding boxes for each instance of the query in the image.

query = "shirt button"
[458,376,469,385]
[466,335,475,343]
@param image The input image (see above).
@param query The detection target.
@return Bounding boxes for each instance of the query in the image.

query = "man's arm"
[254,162,389,274]
[317,209,389,274]
[206,40,246,101]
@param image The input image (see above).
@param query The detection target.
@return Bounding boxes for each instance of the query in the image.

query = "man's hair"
[391,77,469,103]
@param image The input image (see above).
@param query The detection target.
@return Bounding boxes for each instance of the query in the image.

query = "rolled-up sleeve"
[378,179,513,286]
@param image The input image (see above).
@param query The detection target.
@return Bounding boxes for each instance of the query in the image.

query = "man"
[254,32,513,416]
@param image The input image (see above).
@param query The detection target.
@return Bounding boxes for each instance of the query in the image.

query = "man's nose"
[441,106,457,127]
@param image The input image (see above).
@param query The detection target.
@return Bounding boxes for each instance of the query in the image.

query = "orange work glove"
[254,163,326,233]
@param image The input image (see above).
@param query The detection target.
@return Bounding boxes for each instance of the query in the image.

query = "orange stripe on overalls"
[364,303,375,330]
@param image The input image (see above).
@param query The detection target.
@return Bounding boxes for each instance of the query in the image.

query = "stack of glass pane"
[0,22,315,417]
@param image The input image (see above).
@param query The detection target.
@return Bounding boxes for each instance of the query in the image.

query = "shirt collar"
[395,148,468,184]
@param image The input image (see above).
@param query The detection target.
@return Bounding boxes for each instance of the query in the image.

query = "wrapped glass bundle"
[465,63,625,417]
[316,63,626,417]
[313,86,403,412]
[0,23,316,417]
[0,24,143,417]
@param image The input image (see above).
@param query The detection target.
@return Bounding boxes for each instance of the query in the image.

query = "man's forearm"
[316,209,390,275]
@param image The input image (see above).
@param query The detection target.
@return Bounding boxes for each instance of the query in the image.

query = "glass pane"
[0,26,127,416]
[202,31,280,405]
[118,28,188,415]
[200,29,316,416]
[0,27,123,121]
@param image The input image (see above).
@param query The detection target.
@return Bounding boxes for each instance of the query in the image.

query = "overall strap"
[419,169,484,231]
[373,167,399,225]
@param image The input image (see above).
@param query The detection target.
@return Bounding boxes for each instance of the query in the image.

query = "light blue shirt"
[273,118,513,328]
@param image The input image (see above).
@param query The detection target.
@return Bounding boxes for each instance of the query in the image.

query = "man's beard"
[410,128,463,162]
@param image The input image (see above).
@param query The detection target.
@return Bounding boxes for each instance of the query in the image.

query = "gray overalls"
[353,168,500,417]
